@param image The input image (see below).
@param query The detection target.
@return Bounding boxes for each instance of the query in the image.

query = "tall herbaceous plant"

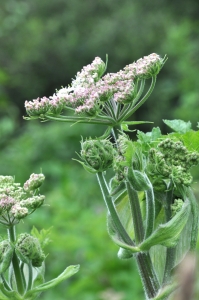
[3,54,199,299]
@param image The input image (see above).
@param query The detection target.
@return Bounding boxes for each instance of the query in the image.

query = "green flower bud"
[80,139,115,173]
[171,199,184,217]
[127,168,151,191]
[0,176,15,186]
[117,247,133,259]
[23,173,45,192]
[20,195,45,210]
[16,233,45,267]
[0,240,14,273]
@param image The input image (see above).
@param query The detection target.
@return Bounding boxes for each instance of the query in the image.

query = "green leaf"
[149,245,167,285]
[72,159,97,174]
[137,127,162,144]
[31,226,52,249]
[25,265,80,296]
[121,121,153,132]
[121,123,136,132]
[0,284,23,300]
[153,282,178,300]
[107,214,140,253]
[163,119,192,133]
[169,130,199,152]
[140,201,191,250]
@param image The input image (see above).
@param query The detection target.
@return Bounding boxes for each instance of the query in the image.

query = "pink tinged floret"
[23,173,45,192]
[10,204,28,219]
[25,97,50,116]
[0,196,16,211]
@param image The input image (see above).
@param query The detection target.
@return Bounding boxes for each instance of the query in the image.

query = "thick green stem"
[7,226,25,295]
[163,185,176,285]
[126,181,144,244]
[145,185,155,239]
[96,172,134,246]
[136,252,160,299]
[27,263,33,291]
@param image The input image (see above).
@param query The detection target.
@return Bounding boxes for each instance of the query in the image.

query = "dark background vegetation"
[0,1,199,299]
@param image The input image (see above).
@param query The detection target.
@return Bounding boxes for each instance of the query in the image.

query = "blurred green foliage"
[0,0,199,299]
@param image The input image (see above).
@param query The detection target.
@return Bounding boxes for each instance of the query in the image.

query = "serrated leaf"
[31,226,52,249]
[140,201,191,250]
[137,127,162,144]
[168,130,199,152]
[163,119,192,133]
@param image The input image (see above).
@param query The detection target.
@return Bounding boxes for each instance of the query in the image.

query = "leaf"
[137,127,162,144]
[121,123,136,132]
[149,245,167,285]
[25,265,80,296]
[167,130,199,152]
[153,282,179,300]
[31,226,52,249]
[72,159,97,174]
[139,201,191,250]
[163,119,192,133]
[107,214,140,253]
[121,121,153,132]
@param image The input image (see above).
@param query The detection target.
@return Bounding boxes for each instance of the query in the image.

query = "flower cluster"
[0,174,45,225]
[25,53,165,117]
[124,53,164,79]
[148,138,199,188]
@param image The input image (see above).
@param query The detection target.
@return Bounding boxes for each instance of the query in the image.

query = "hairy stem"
[163,185,176,285]
[144,185,155,239]
[126,181,144,244]
[136,252,160,299]
[7,226,25,295]
[96,172,134,246]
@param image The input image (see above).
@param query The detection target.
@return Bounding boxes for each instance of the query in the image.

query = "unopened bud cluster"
[0,173,45,225]
[148,138,199,187]
[16,233,45,267]
[80,139,115,173]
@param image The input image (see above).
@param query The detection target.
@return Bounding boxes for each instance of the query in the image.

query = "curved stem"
[96,172,134,246]
[118,79,145,121]
[27,262,33,291]
[144,184,155,239]
[7,226,25,295]
[119,76,156,123]
[45,114,114,125]
[126,181,144,244]
[163,184,176,285]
